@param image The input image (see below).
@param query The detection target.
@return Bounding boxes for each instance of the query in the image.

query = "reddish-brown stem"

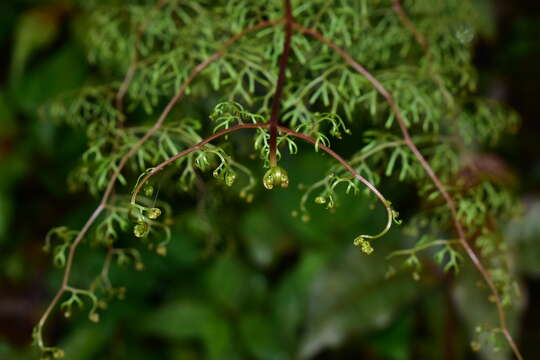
[36,18,282,348]
[392,0,454,109]
[392,3,522,358]
[391,0,428,52]
[131,123,394,242]
[102,18,283,203]
[269,0,294,166]
[132,123,269,199]
[292,22,523,360]
[37,1,173,338]
[116,64,137,116]
[276,126,388,206]
[132,123,389,207]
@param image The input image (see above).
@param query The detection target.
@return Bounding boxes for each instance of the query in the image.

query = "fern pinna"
[35,0,523,359]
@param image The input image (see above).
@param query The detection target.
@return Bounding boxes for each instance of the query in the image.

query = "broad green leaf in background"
[205,253,266,311]
[299,248,421,359]
[10,4,64,83]
[239,312,288,360]
[508,200,540,276]
[241,209,282,267]
[139,301,237,360]
[13,44,87,114]
[59,324,112,360]
[272,251,328,350]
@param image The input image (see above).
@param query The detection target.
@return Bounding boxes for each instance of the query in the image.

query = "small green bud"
[143,185,154,197]
[133,222,149,238]
[263,166,289,190]
[156,246,167,256]
[353,237,374,255]
[135,262,145,271]
[263,174,274,189]
[64,311,71,318]
[128,206,143,222]
[475,326,482,333]
[53,349,65,359]
[225,170,236,186]
[315,196,326,204]
[89,312,99,323]
[147,207,161,220]
[213,169,220,178]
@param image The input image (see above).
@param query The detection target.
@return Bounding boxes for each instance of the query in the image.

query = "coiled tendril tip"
[354,237,374,255]
[263,166,289,189]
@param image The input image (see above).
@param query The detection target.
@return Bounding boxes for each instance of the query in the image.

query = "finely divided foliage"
[35,0,522,359]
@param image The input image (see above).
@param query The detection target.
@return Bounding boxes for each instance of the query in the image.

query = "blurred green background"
[1,0,540,359]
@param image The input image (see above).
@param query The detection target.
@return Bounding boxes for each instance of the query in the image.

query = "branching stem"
[131,123,269,201]
[131,123,395,248]
[392,2,522,358]
[36,18,282,351]
[292,20,523,360]
[37,3,522,359]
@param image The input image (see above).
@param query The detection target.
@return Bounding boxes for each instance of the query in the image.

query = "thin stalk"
[391,0,428,52]
[387,240,459,259]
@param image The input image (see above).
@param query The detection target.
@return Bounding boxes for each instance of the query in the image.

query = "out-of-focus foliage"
[1,0,540,359]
